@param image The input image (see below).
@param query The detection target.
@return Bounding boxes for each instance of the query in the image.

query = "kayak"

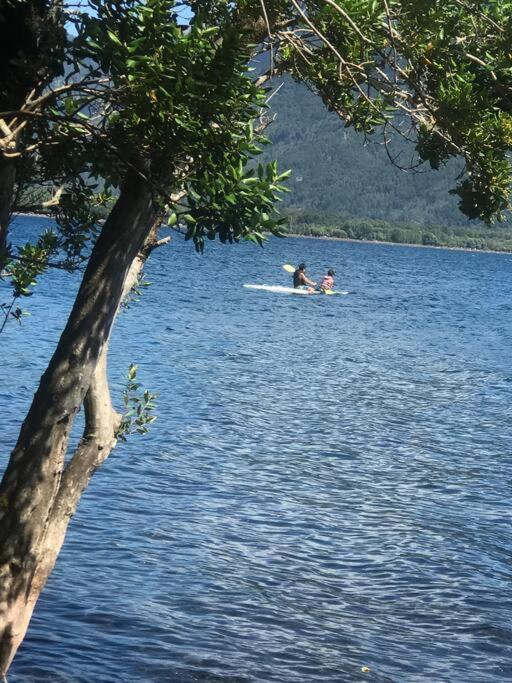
[243,284,348,295]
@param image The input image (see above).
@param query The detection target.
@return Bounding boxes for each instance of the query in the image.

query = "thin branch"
[452,0,504,33]
[6,252,88,272]
[259,0,274,75]
[290,0,359,76]
[382,0,397,84]
[464,52,497,81]
[255,70,273,87]
[0,297,16,335]
[320,0,372,45]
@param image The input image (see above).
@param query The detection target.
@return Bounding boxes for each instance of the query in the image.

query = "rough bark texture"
[0,167,160,674]
[49,220,164,527]
[0,156,16,261]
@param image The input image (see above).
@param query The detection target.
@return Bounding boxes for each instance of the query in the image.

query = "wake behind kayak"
[243,284,348,295]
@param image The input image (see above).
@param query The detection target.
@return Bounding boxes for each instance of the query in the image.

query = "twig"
[259,0,274,75]
[382,0,397,84]
[0,296,16,335]
[452,0,504,33]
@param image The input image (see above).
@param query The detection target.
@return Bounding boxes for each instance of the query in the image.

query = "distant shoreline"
[14,211,51,219]
[14,212,512,255]
[284,233,512,255]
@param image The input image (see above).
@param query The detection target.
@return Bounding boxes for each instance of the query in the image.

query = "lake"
[2,215,512,682]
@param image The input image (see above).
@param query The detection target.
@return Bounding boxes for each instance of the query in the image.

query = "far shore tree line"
[284,211,512,252]
[16,182,512,253]
[1,0,512,676]
[17,200,512,253]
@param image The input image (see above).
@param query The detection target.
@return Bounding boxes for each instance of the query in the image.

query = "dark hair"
[298,263,306,270]
[328,269,335,276]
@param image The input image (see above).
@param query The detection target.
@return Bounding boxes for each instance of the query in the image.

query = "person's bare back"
[293,263,316,288]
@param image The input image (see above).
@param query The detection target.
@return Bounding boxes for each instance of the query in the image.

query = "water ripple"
[2,219,512,682]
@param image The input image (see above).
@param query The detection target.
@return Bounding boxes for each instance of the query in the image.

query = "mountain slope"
[263,79,482,228]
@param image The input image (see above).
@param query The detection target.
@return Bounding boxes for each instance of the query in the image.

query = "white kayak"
[243,284,348,295]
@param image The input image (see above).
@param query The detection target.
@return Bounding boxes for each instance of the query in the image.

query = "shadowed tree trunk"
[0,165,160,674]
[0,156,16,262]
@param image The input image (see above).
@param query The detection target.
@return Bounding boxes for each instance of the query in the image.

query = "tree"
[0,0,64,260]
[0,1,291,670]
[1,0,512,674]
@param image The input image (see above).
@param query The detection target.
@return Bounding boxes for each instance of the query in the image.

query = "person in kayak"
[319,268,335,292]
[293,263,316,289]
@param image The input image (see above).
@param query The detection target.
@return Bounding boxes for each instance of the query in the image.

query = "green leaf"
[107,30,123,47]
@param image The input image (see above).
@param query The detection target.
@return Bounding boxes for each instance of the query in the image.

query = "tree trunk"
[0,156,16,265]
[0,166,159,674]
[41,222,166,561]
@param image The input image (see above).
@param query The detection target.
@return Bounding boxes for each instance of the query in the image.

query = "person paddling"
[293,263,316,289]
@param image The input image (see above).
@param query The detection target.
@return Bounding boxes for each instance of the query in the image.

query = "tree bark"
[0,156,16,265]
[49,219,165,528]
[0,166,159,674]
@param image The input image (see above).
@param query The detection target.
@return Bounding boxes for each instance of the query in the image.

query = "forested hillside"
[16,74,511,240]
[263,79,495,228]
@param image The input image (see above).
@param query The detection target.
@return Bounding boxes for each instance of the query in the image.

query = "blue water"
[2,216,512,682]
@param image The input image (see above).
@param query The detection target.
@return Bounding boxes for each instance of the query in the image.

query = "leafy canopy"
[2,0,512,324]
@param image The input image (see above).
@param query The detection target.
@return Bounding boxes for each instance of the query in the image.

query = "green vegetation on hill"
[264,79,510,230]
[16,77,512,247]
[283,210,512,252]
